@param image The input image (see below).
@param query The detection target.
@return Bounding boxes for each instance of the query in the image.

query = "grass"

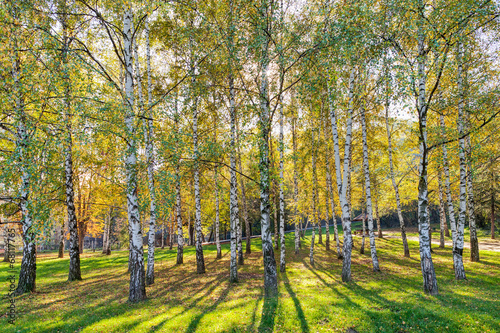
[1,226,499,333]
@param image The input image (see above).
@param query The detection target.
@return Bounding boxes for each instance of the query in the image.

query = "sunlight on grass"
[1,227,499,332]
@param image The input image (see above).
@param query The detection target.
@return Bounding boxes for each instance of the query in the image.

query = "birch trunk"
[58,4,81,281]
[236,122,251,254]
[491,185,496,240]
[105,210,112,255]
[374,185,383,238]
[323,116,341,256]
[441,114,458,248]
[123,9,146,302]
[416,10,438,294]
[215,167,222,259]
[360,203,366,255]
[229,72,239,281]
[328,69,355,282]
[134,17,157,286]
[361,96,383,274]
[454,42,467,280]
[279,99,285,272]
[11,15,37,294]
[58,220,64,258]
[191,42,206,275]
[385,94,410,257]
[310,129,318,266]
[292,116,300,254]
[465,118,479,262]
[3,225,9,262]
[174,89,184,264]
[437,166,446,248]
[258,0,278,296]
[228,3,242,268]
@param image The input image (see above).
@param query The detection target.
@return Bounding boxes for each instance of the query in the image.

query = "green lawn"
[1,227,499,333]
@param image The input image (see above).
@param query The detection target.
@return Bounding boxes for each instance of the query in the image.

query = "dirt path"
[383,233,500,252]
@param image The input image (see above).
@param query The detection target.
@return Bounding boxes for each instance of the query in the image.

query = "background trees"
[1,0,499,299]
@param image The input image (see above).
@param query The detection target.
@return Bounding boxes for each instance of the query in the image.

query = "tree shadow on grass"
[282,272,309,332]
[184,282,232,333]
[258,293,278,333]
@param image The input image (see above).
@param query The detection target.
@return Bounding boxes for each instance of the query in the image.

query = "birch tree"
[257,0,277,296]
[123,7,146,302]
[360,101,380,271]
[328,68,355,282]
[323,112,341,257]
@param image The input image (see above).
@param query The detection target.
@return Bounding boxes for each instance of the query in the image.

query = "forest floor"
[0,227,499,333]
[383,227,500,252]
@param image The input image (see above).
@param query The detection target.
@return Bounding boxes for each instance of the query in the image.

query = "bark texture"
[123,9,146,302]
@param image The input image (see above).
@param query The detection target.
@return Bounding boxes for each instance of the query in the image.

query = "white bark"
[437,166,447,248]
[310,129,318,266]
[292,116,300,254]
[416,8,438,294]
[123,9,146,302]
[134,18,157,286]
[215,167,221,259]
[279,100,286,272]
[323,115,341,257]
[328,69,355,282]
[384,88,410,257]
[441,114,457,247]
[229,73,239,282]
[258,0,277,296]
[455,42,467,280]
[236,122,251,254]
[360,104,380,271]
[175,90,184,264]
[190,38,206,274]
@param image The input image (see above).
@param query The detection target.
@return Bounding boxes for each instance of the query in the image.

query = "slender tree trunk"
[102,217,108,255]
[215,167,222,259]
[292,116,300,254]
[258,0,278,296]
[123,9,146,302]
[465,114,479,262]
[437,167,446,248]
[174,88,184,264]
[278,97,286,272]
[373,183,383,238]
[58,5,81,281]
[491,189,496,240]
[441,115,458,249]
[11,14,36,294]
[236,121,251,254]
[360,205,366,255]
[323,115,342,257]
[58,220,65,258]
[310,129,318,266]
[416,11,438,294]
[190,38,205,275]
[328,69,355,282]
[237,209,244,265]
[454,42,467,280]
[169,215,174,251]
[105,209,112,255]
[385,92,410,258]
[161,225,165,249]
[3,225,9,262]
[229,68,239,281]
[361,94,383,274]
[134,17,156,286]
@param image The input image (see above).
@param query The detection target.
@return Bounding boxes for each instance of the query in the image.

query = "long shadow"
[247,294,263,332]
[282,272,309,332]
[258,293,278,333]
[184,282,232,333]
